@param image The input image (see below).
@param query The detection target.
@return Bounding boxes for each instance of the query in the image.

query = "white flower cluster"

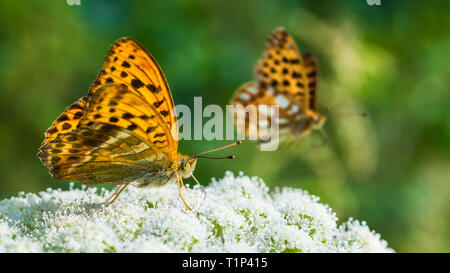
[0,172,393,253]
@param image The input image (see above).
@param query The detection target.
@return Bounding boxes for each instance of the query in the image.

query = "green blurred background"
[1,0,449,252]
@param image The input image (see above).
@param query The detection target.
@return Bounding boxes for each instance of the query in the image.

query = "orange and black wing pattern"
[38,38,179,185]
[231,27,316,140]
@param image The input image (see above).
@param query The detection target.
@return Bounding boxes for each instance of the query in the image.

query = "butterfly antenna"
[195,155,235,160]
[180,175,190,192]
[188,141,241,161]
[339,112,368,118]
[326,106,368,118]
[176,172,192,210]
[195,141,242,156]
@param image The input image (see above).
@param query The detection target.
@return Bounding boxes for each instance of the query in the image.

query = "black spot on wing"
[146,126,157,134]
[307,71,316,78]
[56,114,69,122]
[131,78,144,89]
[146,84,160,94]
[61,123,72,130]
[153,99,165,109]
[51,156,61,164]
[127,123,138,131]
[73,111,84,119]
[122,113,134,119]
[47,127,58,134]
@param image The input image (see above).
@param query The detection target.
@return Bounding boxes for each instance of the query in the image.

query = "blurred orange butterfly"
[231,27,326,146]
[38,38,238,209]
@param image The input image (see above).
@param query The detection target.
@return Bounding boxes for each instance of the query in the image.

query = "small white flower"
[0,172,393,253]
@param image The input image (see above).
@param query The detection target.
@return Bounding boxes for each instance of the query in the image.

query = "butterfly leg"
[176,173,192,210]
[314,129,328,147]
[180,177,191,193]
[105,185,124,203]
[191,174,207,203]
[105,183,130,207]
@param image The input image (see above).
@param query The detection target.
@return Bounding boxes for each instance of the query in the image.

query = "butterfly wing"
[88,37,178,146]
[41,37,178,149]
[41,97,87,146]
[231,82,297,141]
[231,27,311,141]
[302,52,319,111]
[254,27,310,110]
[39,37,180,185]
[38,84,177,184]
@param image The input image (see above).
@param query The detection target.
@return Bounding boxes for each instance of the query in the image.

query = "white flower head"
[0,172,393,253]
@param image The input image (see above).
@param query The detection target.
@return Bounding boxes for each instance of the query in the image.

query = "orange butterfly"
[231,27,326,146]
[38,38,239,209]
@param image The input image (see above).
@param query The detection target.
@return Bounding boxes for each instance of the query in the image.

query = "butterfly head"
[310,111,327,131]
[176,141,241,179]
[296,111,327,138]
[177,155,198,178]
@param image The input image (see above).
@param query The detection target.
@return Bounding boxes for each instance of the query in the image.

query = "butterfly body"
[132,159,194,188]
[132,154,197,188]
[231,27,326,145]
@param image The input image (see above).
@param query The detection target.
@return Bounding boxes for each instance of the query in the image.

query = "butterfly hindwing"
[38,138,152,185]
[38,84,177,184]
[231,82,299,141]
[302,52,319,111]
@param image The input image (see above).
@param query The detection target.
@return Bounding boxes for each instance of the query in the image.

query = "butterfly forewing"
[232,28,309,140]
[231,27,324,143]
[41,38,178,150]
[82,84,177,160]
[88,37,178,148]
[254,27,310,111]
